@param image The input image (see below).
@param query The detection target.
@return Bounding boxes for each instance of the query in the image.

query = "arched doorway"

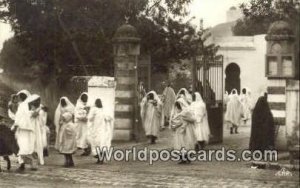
[225,63,240,94]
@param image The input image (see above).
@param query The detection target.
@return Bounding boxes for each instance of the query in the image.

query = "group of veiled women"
[54,92,114,167]
[140,85,211,164]
[224,88,253,134]
[0,86,276,170]
[0,90,113,172]
[1,90,49,172]
[225,88,275,151]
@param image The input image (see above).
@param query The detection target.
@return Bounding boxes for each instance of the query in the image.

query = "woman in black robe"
[0,122,19,171]
[249,93,275,151]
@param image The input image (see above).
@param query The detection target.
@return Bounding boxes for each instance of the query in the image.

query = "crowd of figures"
[0,90,113,172]
[224,88,276,152]
[224,88,253,134]
[0,84,276,171]
[140,84,211,164]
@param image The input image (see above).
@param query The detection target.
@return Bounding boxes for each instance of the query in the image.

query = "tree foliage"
[232,0,299,36]
[0,0,212,84]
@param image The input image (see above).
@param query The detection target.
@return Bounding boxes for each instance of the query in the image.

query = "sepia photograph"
[0,0,299,187]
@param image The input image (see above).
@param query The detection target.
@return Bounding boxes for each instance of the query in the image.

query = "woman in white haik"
[54,97,76,167]
[14,94,45,172]
[225,89,244,134]
[140,91,164,144]
[176,88,192,105]
[87,98,114,164]
[239,87,253,126]
[75,92,91,156]
[190,92,210,151]
[170,98,196,164]
[12,89,31,172]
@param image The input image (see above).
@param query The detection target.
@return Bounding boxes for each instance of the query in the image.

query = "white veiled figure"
[54,97,75,150]
[15,94,45,165]
[228,89,238,101]
[170,98,196,151]
[239,87,253,122]
[14,90,31,127]
[75,92,90,149]
[225,89,244,128]
[176,88,192,105]
[140,91,164,138]
[190,92,210,143]
[87,98,114,156]
[12,90,31,165]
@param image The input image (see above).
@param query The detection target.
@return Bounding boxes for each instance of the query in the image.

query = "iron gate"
[193,55,224,143]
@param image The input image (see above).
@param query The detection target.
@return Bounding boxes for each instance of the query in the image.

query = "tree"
[0,0,207,86]
[232,0,299,36]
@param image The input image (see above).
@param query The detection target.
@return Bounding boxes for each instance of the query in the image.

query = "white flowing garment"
[176,88,192,106]
[239,88,253,121]
[190,92,210,142]
[75,92,90,149]
[15,94,45,165]
[140,91,163,137]
[54,97,75,150]
[225,89,244,127]
[170,98,196,151]
[87,103,114,156]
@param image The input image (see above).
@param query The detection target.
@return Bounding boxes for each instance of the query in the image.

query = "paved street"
[1,127,299,187]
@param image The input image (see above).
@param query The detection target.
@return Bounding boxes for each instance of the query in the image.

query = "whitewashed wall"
[216,34,269,106]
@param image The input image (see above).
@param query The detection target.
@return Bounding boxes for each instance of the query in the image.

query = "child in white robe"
[54,97,76,167]
[57,112,77,167]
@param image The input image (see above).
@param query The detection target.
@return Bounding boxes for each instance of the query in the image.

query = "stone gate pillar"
[112,22,140,141]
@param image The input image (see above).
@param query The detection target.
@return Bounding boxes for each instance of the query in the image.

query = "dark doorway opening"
[225,63,240,94]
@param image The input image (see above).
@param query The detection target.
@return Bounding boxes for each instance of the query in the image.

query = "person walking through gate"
[140,91,164,144]
[190,92,210,151]
[225,89,244,134]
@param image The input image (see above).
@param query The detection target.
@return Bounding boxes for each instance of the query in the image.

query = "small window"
[267,56,278,76]
[282,56,293,76]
